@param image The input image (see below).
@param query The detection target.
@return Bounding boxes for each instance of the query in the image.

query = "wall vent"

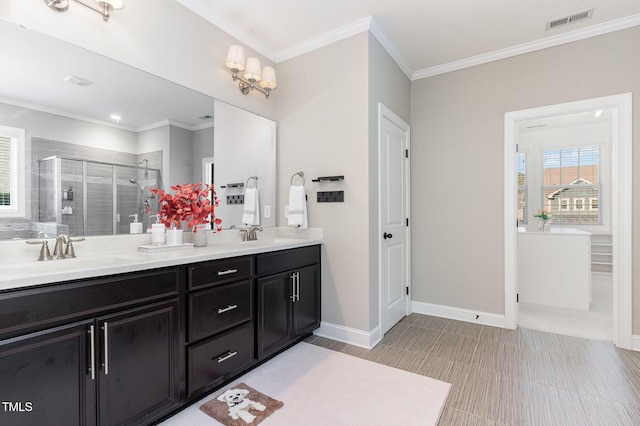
[546,9,594,30]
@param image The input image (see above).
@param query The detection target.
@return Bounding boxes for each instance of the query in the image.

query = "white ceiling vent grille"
[63,75,95,87]
[546,9,594,30]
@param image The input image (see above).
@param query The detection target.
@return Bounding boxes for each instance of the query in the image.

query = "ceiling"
[177,0,640,79]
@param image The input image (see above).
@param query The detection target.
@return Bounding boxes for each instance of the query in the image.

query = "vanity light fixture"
[225,45,277,99]
[44,0,124,22]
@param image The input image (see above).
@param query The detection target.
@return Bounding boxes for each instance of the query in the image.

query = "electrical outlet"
[264,205,271,218]
[317,191,344,203]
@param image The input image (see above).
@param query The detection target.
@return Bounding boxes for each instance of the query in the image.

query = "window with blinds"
[0,136,11,206]
[542,146,600,224]
[517,152,527,225]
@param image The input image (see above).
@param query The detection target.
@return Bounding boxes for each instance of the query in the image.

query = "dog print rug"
[200,383,283,425]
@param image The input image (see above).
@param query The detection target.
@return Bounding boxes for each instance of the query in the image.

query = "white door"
[379,104,410,335]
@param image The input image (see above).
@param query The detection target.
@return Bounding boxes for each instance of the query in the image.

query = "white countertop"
[517,227,591,236]
[0,227,323,291]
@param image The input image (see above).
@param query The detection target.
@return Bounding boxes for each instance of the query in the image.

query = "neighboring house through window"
[542,147,601,225]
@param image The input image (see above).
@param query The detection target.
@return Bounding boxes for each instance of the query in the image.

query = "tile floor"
[306,314,640,425]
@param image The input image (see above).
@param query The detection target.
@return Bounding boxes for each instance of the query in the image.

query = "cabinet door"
[97,299,180,426]
[0,321,95,426]
[256,272,292,360]
[293,264,321,338]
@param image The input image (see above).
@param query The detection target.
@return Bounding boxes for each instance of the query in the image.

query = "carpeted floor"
[160,342,451,425]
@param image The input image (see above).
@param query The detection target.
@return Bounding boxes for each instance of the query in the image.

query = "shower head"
[129,178,138,185]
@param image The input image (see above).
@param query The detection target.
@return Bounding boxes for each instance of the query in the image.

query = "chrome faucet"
[237,225,262,241]
[52,234,69,260]
[26,234,85,261]
[247,226,263,241]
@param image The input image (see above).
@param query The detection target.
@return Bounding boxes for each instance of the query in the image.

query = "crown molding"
[368,16,412,79]
[176,0,277,62]
[413,13,640,80]
[276,16,372,63]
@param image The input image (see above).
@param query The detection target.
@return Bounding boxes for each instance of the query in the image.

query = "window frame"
[0,125,26,218]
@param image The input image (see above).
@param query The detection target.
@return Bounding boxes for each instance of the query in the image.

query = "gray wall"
[367,34,412,329]
[277,33,371,331]
[410,27,640,332]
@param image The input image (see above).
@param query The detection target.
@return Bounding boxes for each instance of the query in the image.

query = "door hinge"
[406,218,409,227]
[405,149,409,158]
[406,287,409,295]
[517,293,519,303]
[516,143,519,152]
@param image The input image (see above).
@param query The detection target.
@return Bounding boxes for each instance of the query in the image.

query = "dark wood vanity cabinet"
[0,244,321,425]
[0,320,96,426]
[256,246,321,360]
[0,268,183,426]
[186,256,255,397]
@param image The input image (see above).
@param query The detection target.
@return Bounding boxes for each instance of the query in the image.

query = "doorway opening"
[504,93,632,349]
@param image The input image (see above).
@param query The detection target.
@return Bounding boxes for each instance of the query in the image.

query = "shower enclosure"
[38,156,162,236]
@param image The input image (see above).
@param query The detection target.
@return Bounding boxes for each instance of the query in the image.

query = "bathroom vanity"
[517,228,591,311]
[0,229,322,426]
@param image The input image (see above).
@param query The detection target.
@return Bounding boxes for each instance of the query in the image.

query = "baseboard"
[314,321,381,349]
[411,301,507,329]
[632,335,640,352]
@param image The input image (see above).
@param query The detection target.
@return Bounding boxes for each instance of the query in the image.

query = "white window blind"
[0,136,11,206]
[542,146,600,224]
[517,152,527,225]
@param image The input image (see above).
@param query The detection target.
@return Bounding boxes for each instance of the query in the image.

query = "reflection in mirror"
[213,100,276,230]
[0,18,276,239]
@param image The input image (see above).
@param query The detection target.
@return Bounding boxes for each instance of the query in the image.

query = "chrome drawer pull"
[217,304,238,314]
[217,269,238,276]
[216,351,238,363]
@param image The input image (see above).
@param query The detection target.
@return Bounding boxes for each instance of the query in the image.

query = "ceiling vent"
[63,75,94,87]
[546,9,594,30]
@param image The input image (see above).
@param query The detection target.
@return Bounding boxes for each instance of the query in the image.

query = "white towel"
[288,185,308,229]
[242,187,260,225]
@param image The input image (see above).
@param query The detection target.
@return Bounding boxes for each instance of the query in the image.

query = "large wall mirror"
[0,19,276,239]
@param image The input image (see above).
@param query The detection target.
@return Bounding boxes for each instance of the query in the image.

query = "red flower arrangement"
[148,183,221,232]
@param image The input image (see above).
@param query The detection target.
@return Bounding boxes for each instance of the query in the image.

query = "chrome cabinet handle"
[217,304,238,314]
[88,325,96,380]
[290,272,300,302]
[216,351,238,363]
[296,272,300,302]
[217,269,238,276]
[102,322,109,375]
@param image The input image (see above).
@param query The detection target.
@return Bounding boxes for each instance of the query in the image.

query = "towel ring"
[245,176,258,189]
[290,171,305,186]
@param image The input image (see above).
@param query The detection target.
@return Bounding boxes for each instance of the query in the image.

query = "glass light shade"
[244,57,262,82]
[225,45,245,71]
[94,0,124,10]
[259,66,277,90]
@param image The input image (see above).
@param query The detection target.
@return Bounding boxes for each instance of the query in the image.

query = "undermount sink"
[238,237,297,245]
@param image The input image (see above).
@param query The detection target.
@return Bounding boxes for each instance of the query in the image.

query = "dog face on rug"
[217,387,266,424]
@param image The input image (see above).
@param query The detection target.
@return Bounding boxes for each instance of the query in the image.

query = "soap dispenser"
[151,215,165,246]
[129,214,143,234]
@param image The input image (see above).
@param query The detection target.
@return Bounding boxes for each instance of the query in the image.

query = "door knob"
[383,232,393,239]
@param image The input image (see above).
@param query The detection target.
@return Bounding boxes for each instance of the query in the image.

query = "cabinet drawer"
[189,256,252,289]
[189,280,253,342]
[188,323,254,396]
[256,245,320,277]
[0,268,179,340]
